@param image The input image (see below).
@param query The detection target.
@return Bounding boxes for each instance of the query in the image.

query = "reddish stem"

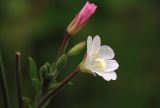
[37,67,80,108]
[58,32,71,57]
[16,52,24,108]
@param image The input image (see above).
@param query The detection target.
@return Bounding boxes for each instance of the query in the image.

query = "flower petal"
[80,1,97,24]
[99,45,115,59]
[92,35,101,53]
[104,60,119,72]
[87,36,93,55]
[95,71,117,81]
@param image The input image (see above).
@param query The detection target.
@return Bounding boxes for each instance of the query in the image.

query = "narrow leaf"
[29,57,41,96]
[22,97,33,108]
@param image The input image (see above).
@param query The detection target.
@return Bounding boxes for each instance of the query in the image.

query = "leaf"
[55,54,67,70]
[39,62,55,94]
[39,63,50,84]
[50,62,55,73]
[68,81,73,85]
[29,57,41,96]
[48,82,61,91]
[22,97,33,108]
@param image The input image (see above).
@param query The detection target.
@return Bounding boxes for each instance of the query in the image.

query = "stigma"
[92,58,106,71]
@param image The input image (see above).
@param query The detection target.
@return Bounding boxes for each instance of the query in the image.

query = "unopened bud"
[68,42,86,56]
[66,1,97,36]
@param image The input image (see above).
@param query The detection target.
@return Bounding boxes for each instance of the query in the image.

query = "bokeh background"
[0,0,160,108]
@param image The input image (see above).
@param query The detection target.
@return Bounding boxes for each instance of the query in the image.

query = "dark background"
[0,0,160,108]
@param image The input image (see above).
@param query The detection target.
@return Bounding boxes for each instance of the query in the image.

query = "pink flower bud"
[66,1,97,36]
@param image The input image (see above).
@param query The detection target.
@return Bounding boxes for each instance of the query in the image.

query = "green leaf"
[39,62,54,94]
[55,54,67,70]
[29,57,41,96]
[68,81,73,85]
[39,62,50,82]
[22,97,33,108]
[48,82,61,91]
[50,62,55,73]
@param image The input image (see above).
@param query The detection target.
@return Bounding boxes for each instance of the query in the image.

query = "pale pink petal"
[66,1,97,35]
[95,71,117,81]
[99,45,115,59]
[104,60,119,72]
[87,36,93,55]
[79,1,97,24]
[92,35,101,53]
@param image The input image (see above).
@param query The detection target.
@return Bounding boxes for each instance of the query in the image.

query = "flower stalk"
[58,1,97,57]
[37,67,80,108]
[58,32,71,56]
[0,53,11,108]
[16,52,24,108]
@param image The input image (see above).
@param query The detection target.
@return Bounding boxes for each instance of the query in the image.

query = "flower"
[80,36,119,81]
[66,1,97,36]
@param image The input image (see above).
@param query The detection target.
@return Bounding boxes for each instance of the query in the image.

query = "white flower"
[80,35,119,81]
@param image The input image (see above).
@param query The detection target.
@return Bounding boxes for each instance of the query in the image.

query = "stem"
[37,67,80,108]
[58,32,71,57]
[0,53,11,108]
[16,52,24,108]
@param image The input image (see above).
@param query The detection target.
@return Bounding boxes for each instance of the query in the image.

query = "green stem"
[0,53,11,108]
[37,67,80,108]
[16,52,24,108]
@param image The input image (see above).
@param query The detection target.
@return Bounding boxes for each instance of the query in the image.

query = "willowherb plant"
[0,1,119,108]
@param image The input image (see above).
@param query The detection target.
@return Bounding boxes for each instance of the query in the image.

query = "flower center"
[91,58,106,71]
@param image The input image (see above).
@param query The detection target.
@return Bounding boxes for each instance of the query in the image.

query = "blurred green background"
[0,0,160,108]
